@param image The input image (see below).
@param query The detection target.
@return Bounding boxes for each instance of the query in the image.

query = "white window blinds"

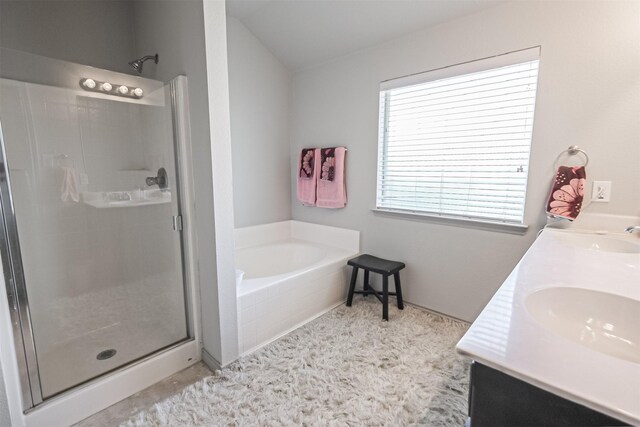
[376,48,540,224]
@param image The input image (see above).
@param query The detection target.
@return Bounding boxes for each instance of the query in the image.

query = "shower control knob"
[146,167,168,190]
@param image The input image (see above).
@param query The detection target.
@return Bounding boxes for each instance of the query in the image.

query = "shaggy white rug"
[122,297,470,426]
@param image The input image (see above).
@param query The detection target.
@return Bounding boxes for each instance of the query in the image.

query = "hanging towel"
[320,147,336,181]
[317,147,347,208]
[299,148,315,178]
[296,148,319,206]
[60,166,80,203]
[546,165,586,220]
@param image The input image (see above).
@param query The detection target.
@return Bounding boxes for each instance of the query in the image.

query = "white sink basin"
[526,287,640,364]
[555,232,640,253]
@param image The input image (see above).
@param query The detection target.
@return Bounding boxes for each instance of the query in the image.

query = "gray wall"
[0,0,136,74]
[227,17,292,228]
[290,0,640,322]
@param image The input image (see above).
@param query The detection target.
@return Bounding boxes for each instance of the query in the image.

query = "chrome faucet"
[624,226,640,233]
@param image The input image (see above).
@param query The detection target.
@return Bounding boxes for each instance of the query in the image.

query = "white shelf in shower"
[82,190,171,208]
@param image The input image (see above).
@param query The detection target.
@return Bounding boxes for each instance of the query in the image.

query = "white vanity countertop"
[457,228,640,425]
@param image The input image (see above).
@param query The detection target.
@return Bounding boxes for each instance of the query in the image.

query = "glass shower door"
[0,76,188,400]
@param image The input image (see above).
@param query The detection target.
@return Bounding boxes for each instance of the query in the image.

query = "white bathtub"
[235,220,359,355]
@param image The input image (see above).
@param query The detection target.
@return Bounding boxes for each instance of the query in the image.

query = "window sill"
[371,208,529,235]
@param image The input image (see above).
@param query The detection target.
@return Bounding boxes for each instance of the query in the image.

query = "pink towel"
[317,147,347,208]
[546,166,586,220]
[296,148,319,206]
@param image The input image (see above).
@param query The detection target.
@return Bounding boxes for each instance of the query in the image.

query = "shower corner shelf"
[82,190,171,208]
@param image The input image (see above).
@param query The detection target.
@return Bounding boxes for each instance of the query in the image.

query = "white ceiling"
[226,0,505,71]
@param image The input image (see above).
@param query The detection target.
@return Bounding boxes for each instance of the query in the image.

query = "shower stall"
[0,48,198,418]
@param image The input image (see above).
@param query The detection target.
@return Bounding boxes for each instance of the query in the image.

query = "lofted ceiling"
[226,0,505,71]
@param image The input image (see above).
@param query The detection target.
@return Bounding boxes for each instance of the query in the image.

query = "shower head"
[128,54,159,74]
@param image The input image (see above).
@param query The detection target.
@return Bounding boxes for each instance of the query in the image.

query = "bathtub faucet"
[624,226,640,233]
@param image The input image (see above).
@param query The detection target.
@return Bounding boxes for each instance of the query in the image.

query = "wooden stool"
[346,254,405,321]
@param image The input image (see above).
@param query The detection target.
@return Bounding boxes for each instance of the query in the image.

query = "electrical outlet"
[591,181,612,202]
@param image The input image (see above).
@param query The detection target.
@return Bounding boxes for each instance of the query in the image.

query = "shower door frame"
[0,75,200,414]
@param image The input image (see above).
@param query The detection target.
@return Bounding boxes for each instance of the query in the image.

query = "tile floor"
[74,362,213,426]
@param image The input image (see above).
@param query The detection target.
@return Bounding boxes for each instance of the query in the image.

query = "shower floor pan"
[32,276,188,399]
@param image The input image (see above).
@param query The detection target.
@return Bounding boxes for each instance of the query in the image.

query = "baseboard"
[201,348,222,371]
[355,284,470,325]
[405,301,470,325]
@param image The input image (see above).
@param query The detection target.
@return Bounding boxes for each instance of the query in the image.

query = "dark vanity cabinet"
[467,362,628,427]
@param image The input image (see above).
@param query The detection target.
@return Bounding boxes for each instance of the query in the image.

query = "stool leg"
[346,267,358,306]
[363,270,369,297]
[382,274,389,321]
[394,272,404,310]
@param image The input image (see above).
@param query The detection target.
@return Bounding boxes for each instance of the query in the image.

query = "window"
[376,47,540,225]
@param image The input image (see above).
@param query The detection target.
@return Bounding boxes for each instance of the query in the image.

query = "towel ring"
[553,145,589,169]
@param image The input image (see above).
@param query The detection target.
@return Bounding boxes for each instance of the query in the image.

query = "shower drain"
[96,349,117,360]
